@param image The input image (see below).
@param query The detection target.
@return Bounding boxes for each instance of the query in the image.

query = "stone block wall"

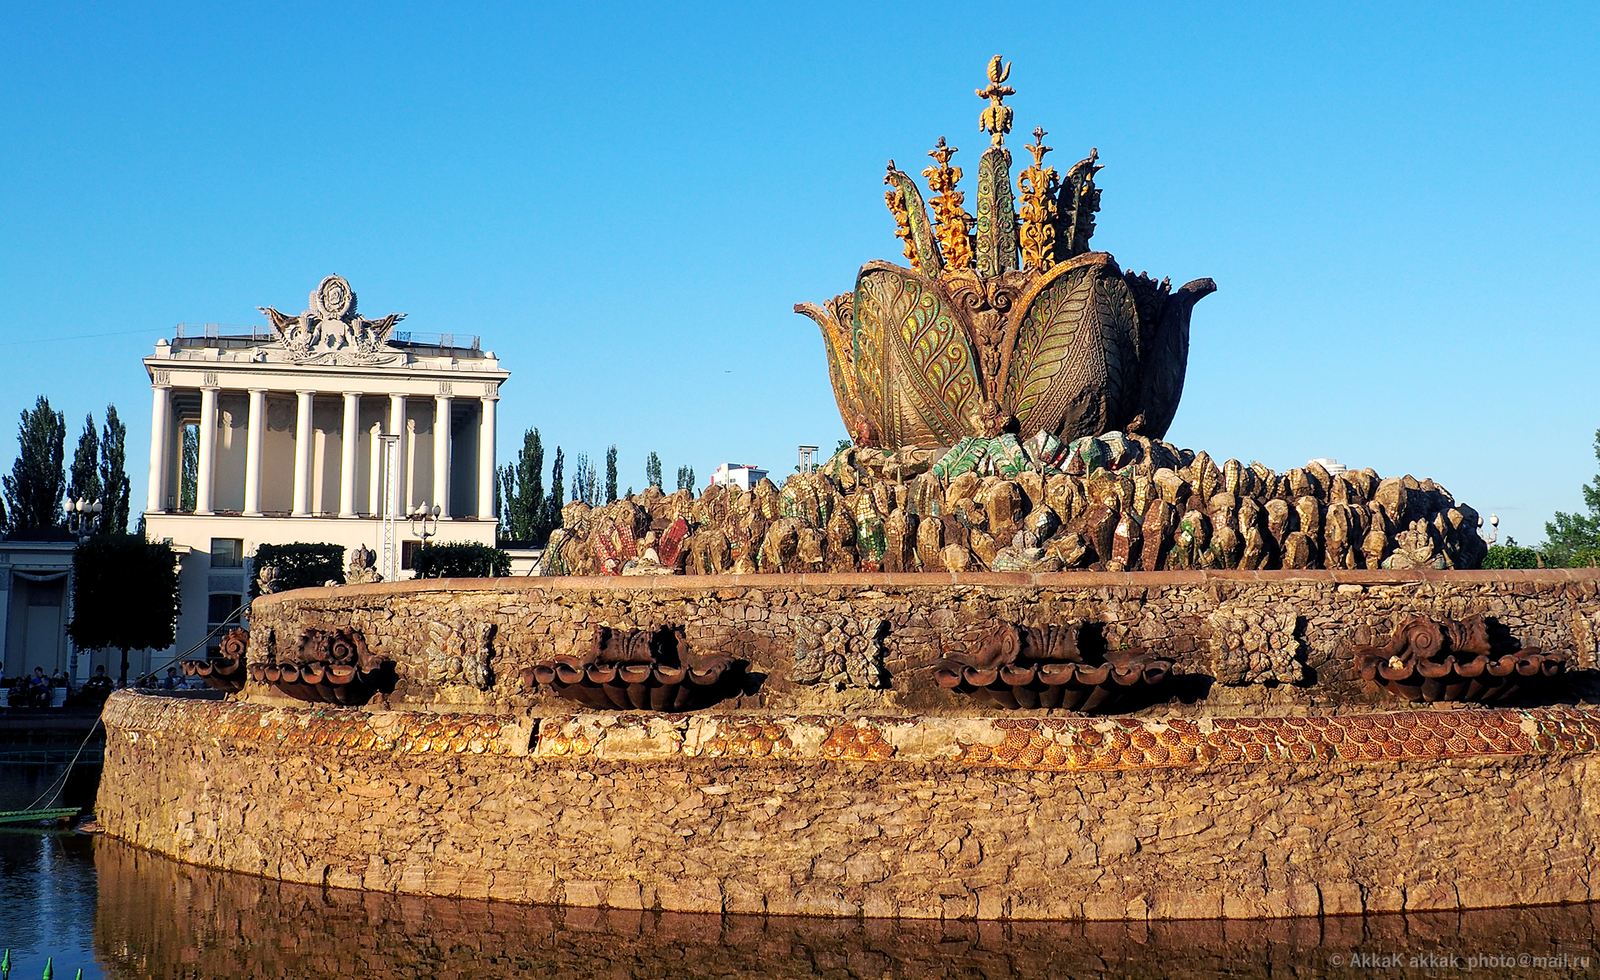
[96,571,1600,920]
[246,570,1600,714]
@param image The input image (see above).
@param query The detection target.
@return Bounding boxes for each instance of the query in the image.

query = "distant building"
[0,533,77,683]
[710,463,768,492]
[140,275,509,672]
[1309,458,1347,475]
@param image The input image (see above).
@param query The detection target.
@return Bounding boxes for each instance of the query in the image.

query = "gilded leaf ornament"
[798,57,1214,450]
[1018,128,1060,272]
[922,138,975,273]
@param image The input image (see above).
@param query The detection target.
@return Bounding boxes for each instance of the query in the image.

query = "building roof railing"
[170,323,483,355]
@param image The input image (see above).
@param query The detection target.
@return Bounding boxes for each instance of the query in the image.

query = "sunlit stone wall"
[97,571,1600,920]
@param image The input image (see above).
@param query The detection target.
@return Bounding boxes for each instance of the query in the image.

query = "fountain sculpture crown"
[796,57,1215,451]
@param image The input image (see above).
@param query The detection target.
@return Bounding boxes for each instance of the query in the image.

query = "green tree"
[1483,537,1541,569]
[546,446,565,523]
[179,424,198,512]
[497,427,547,544]
[67,534,181,686]
[67,413,100,508]
[676,464,696,491]
[1542,429,1600,566]
[645,452,662,489]
[2,395,66,532]
[100,404,130,534]
[605,445,618,503]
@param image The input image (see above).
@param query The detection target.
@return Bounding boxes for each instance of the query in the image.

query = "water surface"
[2,831,1599,978]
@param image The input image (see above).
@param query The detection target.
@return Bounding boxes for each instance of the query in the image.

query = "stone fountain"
[99,59,1600,922]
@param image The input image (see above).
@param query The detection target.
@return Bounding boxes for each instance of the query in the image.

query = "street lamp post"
[409,501,442,547]
[64,497,102,542]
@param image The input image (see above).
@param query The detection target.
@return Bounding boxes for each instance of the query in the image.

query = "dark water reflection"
[81,837,1600,979]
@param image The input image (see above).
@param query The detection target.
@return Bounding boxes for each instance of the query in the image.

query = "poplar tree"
[67,413,101,508]
[605,445,618,503]
[100,404,130,534]
[497,427,547,543]
[2,396,66,532]
[645,452,663,489]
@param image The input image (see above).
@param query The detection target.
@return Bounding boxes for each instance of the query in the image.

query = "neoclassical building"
[143,275,509,666]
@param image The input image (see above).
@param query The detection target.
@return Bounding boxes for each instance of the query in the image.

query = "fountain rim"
[250,567,1600,607]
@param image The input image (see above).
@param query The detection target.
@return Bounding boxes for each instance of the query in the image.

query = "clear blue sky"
[0,2,1595,544]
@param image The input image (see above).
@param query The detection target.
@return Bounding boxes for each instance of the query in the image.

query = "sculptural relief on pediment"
[257,275,408,365]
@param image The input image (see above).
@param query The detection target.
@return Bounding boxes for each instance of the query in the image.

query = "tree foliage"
[179,424,198,512]
[498,427,550,545]
[676,464,696,491]
[67,534,181,685]
[571,452,598,505]
[250,542,344,598]
[100,404,130,534]
[548,446,565,518]
[3,395,66,533]
[67,413,100,508]
[1483,541,1540,569]
[645,452,662,489]
[605,445,618,504]
[1542,429,1600,567]
[412,541,510,578]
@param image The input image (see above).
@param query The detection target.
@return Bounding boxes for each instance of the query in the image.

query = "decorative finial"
[1026,127,1052,167]
[976,55,1015,146]
[922,137,974,271]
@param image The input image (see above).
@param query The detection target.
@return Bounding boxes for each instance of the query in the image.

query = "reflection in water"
[0,831,101,980]
[92,837,1600,979]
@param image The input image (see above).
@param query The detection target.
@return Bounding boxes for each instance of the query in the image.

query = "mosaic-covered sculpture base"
[539,434,1488,579]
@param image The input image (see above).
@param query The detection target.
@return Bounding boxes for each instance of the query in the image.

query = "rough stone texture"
[245,570,1600,715]
[92,835,1600,978]
[98,571,1600,920]
[99,689,1600,920]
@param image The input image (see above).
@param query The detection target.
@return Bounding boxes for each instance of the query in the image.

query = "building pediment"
[257,275,408,366]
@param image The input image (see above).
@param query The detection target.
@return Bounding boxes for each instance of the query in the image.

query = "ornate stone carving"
[344,545,382,585]
[249,627,391,705]
[1355,615,1567,704]
[788,614,888,690]
[934,623,1174,712]
[423,620,495,690]
[257,275,407,365]
[796,58,1214,450]
[255,564,281,595]
[1207,607,1306,686]
[522,626,742,712]
[180,628,248,694]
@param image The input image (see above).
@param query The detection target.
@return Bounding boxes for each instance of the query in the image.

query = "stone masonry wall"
[98,690,1600,920]
[246,570,1600,714]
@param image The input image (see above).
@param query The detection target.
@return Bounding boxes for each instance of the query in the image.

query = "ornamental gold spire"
[976,55,1014,146]
[1018,127,1060,271]
[923,137,974,271]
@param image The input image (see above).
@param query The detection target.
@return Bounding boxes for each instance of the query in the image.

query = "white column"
[477,391,497,519]
[292,390,314,517]
[432,395,452,518]
[195,386,218,515]
[368,422,382,516]
[243,389,265,516]
[339,392,360,517]
[146,384,171,513]
[387,394,406,520]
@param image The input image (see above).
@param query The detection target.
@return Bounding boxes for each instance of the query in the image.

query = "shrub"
[1482,544,1540,569]
[251,542,344,597]
[412,541,510,579]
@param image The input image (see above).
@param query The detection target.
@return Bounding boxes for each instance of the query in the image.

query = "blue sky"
[0,2,1595,543]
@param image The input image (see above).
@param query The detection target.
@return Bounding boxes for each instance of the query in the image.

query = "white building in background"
[140,275,509,673]
[710,463,768,492]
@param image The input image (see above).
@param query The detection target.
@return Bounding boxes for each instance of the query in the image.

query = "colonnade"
[144,384,498,520]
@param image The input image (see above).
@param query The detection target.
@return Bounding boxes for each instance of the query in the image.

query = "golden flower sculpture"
[797,57,1214,450]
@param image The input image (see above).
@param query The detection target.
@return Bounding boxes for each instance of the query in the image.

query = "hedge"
[251,542,345,597]
[412,541,511,578]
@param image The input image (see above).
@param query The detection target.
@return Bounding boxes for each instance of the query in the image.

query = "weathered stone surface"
[98,689,1600,920]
